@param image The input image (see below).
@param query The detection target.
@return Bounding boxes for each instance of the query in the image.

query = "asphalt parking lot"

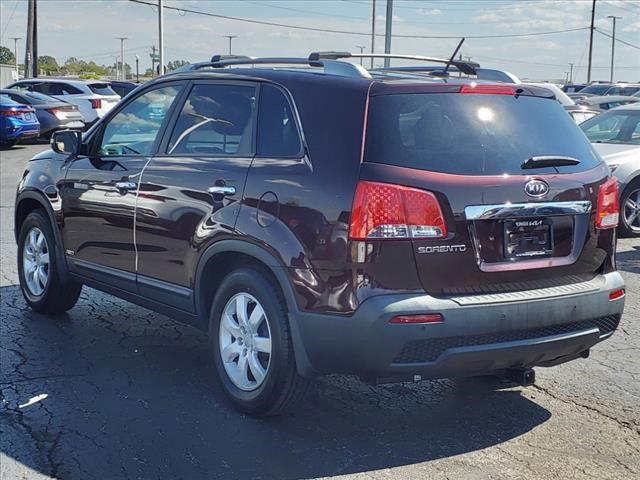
[1,144,638,480]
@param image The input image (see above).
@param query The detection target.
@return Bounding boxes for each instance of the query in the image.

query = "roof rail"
[309,51,479,75]
[177,55,372,79]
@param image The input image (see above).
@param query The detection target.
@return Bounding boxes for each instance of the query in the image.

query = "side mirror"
[51,130,83,155]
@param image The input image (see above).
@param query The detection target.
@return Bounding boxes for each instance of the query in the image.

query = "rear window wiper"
[521,156,581,169]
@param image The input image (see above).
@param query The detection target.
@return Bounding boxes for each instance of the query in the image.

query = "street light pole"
[383,0,393,68]
[586,0,596,83]
[9,37,21,75]
[113,55,120,79]
[158,0,165,75]
[224,35,237,55]
[370,0,376,69]
[607,15,621,83]
[355,45,366,65]
[116,37,128,81]
[568,63,574,83]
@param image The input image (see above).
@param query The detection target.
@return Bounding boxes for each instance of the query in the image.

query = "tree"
[0,45,15,65]
[166,60,189,72]
[38,55,59,75]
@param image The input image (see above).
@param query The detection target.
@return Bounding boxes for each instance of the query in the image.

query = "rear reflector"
[390,314,444,324]
[596,177,619,229]
[459,83,517,95]
[90,98,102,109]
[609,288,625,301]
[349,181,447,240]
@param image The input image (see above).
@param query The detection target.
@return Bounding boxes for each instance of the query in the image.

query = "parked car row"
[0,79,145,148]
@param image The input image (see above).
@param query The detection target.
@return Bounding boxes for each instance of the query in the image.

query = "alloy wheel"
[219,293,272,391]
[623,188,640,233]
[22,227,50,296]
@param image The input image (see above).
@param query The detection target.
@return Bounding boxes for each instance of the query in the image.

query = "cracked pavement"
[1,144,639,479]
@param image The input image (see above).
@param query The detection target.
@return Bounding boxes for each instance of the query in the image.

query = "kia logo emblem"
[524,179,549,197]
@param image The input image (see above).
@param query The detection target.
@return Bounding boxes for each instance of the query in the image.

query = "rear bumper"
[292,272,625,378]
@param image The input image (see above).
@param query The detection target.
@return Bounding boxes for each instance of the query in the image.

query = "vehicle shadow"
[617,247,640,274]
[1,285,551,480]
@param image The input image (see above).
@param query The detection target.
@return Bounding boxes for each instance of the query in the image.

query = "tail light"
[609,288,625,301]
[0,108,33,117]
[349,181,447,240]
[595,177,619,229]
[90,98,102,109]
[46,108,70,120]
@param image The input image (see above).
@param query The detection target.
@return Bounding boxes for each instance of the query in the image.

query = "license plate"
[503,219,553,259]
[23,113,33,121]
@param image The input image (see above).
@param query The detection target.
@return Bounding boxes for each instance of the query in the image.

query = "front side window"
[97,85,181,156]
[168,84,256,156]
[257,84,302,157]
[581,112,640,144]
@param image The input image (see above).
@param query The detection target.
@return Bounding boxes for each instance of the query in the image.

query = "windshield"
[581,85,612,95]
[580,110,640,145]
[88,83,117,96]
[364,93,601,175]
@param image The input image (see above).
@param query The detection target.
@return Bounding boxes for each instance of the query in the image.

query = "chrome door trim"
[465,201,592,220]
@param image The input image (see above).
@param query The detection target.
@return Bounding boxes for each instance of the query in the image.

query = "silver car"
[580,103,640,237]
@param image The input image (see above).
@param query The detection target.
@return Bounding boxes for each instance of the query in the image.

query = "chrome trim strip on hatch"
[464,201,592,220]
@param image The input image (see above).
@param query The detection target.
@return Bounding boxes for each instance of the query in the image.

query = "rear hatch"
[356,83,617,295]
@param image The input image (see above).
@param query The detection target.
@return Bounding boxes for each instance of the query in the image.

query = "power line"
[128,0,589,40]
[596,29,640,50]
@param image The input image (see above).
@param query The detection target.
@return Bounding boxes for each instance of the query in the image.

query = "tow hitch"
[505,367,536,386]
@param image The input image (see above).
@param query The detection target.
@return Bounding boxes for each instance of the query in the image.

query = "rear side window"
[41,83,83,95]
[257,85,302,157]
[88,83,117,96]
[168,84,256,156]
[364,93,601,175]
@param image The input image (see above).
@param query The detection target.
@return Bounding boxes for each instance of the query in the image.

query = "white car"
[7,78,120,127]
[580,103,640,237]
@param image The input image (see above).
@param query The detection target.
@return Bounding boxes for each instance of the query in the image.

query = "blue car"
[0,94,40,147]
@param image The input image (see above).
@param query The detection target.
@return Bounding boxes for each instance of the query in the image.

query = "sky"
[0,0,639,82]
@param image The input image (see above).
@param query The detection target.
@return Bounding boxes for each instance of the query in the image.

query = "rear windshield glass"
[22,91,61,104]
[364,93,601,175]
[88,83,117,96]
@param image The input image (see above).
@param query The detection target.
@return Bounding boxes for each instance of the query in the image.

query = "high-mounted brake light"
[459,84,517,95]
[349,181,447,240]
[595,177,619,229]
[90,98,102,109]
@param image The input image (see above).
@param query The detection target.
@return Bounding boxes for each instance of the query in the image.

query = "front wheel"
[18,210,82,313]
[209,268,312,416]
[619,180,640,237]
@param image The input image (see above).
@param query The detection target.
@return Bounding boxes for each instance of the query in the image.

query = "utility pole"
[384,0,393,68]
[224,35,237,55]
[135,54,140,83]
[113,55,120,79]
[151,45,157,77]
[9,37,21,75]
[116,37,128,81]
[370,0,376,69]
[355,45,366,65]
[607,16,621,83]
[569,62,574,83]
[158,0,164,75]
[25,0,35,78]
[587,0,596,83]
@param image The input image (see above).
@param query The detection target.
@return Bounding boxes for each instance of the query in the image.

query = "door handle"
[115,181,137,192]
[208,186,236,196]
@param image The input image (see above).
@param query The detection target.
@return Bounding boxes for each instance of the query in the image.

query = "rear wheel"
[18,210,82,313]
[620,179,640,237]
[209,267,312,416]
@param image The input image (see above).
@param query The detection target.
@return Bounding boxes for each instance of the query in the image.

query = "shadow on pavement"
[1,285,551,479]
[617,247,639,274]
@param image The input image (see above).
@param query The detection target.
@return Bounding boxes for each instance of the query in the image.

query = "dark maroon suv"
[15,53,626,416]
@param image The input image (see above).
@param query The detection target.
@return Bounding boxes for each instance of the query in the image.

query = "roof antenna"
[442,38,465,76]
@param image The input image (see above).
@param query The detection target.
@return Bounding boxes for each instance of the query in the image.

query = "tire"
[17,210,82,313]
[619,179,640,238]
[209,267,312,416]
[0,140,17,148]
